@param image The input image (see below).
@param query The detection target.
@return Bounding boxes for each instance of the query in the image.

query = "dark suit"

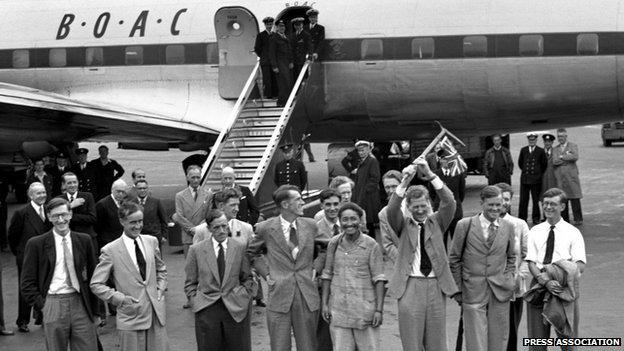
[236,186,259,225]
[274,159,307,190]
[8,203,51,326]
[57,192,97,238]
[306,24,325,59]
[269,33,293,105]
[430,168,466,248]
[289,30,312,79]
[137,196,168,245]
[353,155,381,229]
[47,166,71,197]
[72,162,97,195]
[95,195,122,249]
[255,30,278,99]
[185,238,255,351]
[518,146,547,223]
[89,158,124,201]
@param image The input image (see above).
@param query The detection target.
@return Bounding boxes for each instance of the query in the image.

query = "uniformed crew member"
[274,144,307,190]
[517,132,547,225]
[48,152,71,196]
[289,17,312,80]
[269,19,294,106]
[305,9,325,60]
[254,17,278,99]
[72,148,96,195]
[541,133,557,198]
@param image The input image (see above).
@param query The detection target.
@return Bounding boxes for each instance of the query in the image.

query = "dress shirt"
[529,146,535,153]
[189,186,198,200]
[121,233,146,272]
[79,162,87,170]
[525,218,586,270]
[111,195,121,208]
[31,201,45,220]
[323,215,339,234]
[212,237,228,257]
[138,196,147,206]
[34,172,47,183]
[48,230,79,294]
[279,215,299,257]
[478,213,500,241]
[67,192,77,202]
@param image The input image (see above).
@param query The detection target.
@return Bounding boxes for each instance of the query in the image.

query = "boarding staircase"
[200,60,311,194]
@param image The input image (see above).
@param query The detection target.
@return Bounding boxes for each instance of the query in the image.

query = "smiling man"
[57,172,97,247]
[449,186,516,351]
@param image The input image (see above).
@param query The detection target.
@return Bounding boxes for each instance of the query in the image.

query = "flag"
[438,136,467,177]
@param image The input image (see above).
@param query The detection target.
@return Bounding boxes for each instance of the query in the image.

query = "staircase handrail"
[201,59,261,183]
[248,61,311,193]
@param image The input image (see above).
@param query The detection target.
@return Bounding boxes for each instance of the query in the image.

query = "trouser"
[316,285,332,351]
[526,298,579,350]
[507,298,524,351]
[275,62,293,105]
[195,299,250,351]
[0,269,5,328]
[519,182,542,224]
[16,255,38,326]
[260,64,278,99]
[463,288,509,351]
[266,288,318,351]
[561,199,583,223]
[117,311,169,351]
[302,143,315,162]
[0,184,7,249]
[43,293,98,351]
[397,277,447,351]
[330,324,380,351]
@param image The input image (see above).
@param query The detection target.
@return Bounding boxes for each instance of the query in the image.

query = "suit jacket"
[483,146,513,176]
[431,170,466,220]
[449,215,516,304]
[518,146,548,185]
[542,147,558,195]
[20,230,99,319]
[215,185,260,225]
[47,166,71,196]
[289,30,312,65]
[254,30,273,65]
[306,24,325,57]
[173,187,212,244]
[184,238,255,322]
[274,159,307,190]
[90,235,167,330]
[353,155,381,224]
[269,33,293,70]
[247,216,323,313]
[138,196,168,241]
[552,142,582,198]
[8,204,52,257]
[57,192,96,237]
[378,206,399,265]
[95,195,123,249]
[72,162,96,194]
[386,184,458,299]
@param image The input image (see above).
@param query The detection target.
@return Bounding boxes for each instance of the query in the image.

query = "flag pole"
[413,121,466,163]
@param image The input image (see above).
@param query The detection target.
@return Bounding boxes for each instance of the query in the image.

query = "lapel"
[470,215,489,248]
[295,218,306,255]
[43,231,56,268]
[489,221,507,253]
[69,232,83,273]
[26,204,45,226]
[181,188,195,208]
[269,217,295,262]
[405,217,419,252]
[203,239,221,286]
[223,238,235,283]
[141,236,153,282]
[115,238,143,282]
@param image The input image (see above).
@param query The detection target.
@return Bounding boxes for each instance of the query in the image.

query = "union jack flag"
[437,136,467,177]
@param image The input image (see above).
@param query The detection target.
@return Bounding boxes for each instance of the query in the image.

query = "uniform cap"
[263,16,274,24]
[291,17,305,24]
[542,133,556,142]
[279,143,294,151]
[306,9,319,16]
[75,148,89,155]
[56,152,68,158]
[526,132,538,139]
[275,19,286,26]
[355,140,371,148]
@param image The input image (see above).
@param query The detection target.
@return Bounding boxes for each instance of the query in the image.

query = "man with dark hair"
[305,9,325,60]
[27,159,54,197]
[135,180,168,252]
[269,19,294,106]
[450,185,516,351]
[378,170,402,264]
[352,140,381,238]
[21,197,100,350]
[552,128,583,225]
[518,132,548,225]
[484,134,513,185]
[247,184,325,351]
[8,182,51,332]
[274,144,307,190]
[72,148,96,194]
[386,158,457,351]
[57,172,97,248]
[89,145,125,201]
[91,201,169,351]
[525,187,586,348]
[219,167,260,225]
[255,16,278,99]
[290,17,312,79]
[430,150,466,249]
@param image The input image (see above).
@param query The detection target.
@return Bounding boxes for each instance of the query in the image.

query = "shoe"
[182,303,190,309]
[34,317,42,326]
[0,329,14,336]
[17,325,29,333]
[255,299,266,307]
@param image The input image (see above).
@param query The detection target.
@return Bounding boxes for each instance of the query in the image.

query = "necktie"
[134,239,146,280]
[69,194,74,203]
[193,189,198,201]
[62,237,78,291]
[39,205,45,221]
[333,224,340,236]
[417,222,432,277]
[217,243,225,281]
[486,223,497,247]
[289,224,299,247]
[543,225,555,264]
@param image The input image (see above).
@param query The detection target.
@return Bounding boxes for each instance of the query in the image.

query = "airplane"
[1,0,621,177]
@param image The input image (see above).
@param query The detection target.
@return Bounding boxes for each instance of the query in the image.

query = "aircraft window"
[577,34,599,55]
[86,48,104,66]
[361,39,383,60]
[166,45,185,64]
[519,35,544,56]
[49,49,67,67]
[463,36,487,57]
[411,38,434,59]
[12,50,29,68]
[125,46,144,65]
[206,43,219,64]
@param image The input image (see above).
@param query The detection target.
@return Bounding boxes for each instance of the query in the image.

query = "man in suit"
[126,169,147,202]
[289,17,312,79]
[91,201,169,351]
[219,167,260,225]
[27,159,54,197]
[305,9,325,60]
[89,145,125,201]
[484,134,513,185]
[518,132,548,225]
[247,184,326,351]
[72,148,96,195]
[0,262,14,335]
[134,180,168,252]
[185,209,256,351]
[95,179,128,250]
[269,19,293,106]
[386,158,457,351]
[378,170,402,264]
[254,16,278,99]
[8,182,51,332]
[274,144,307,190]
[21,197,100,350]
[449,186,516,351]
[552,128,583,225]
[541,133,557,197]
[353,140,381,237]
[56,172,97,249]
[48,152,71,197]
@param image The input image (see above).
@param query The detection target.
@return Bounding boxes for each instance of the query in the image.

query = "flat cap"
[279,143,294,151]
[275,19,286,26]
[56,152,68,158]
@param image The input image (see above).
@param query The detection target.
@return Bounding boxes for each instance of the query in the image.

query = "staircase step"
[245,99,278,108]
[230,127,275,138]
[219,146,267,158]
[212,158,262,168]
[233,117,279,128]
[225,137,272,147]
[239,108,283,118]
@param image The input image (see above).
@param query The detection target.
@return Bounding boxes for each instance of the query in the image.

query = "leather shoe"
[0,329,14,336]
[17,325,29,333]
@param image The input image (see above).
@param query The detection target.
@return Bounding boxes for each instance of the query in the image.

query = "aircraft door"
[214,7,259,99]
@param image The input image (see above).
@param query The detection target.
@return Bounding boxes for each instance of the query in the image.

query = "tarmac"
[0,125,623,350]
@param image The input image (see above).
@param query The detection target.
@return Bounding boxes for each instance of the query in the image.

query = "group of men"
[485,128,584,226]
[254,9,325,106]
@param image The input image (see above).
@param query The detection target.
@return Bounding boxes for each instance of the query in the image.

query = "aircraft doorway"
[275,6,312,37]
[214,7,259,99]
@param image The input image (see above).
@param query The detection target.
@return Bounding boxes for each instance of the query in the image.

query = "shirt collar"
[212,236,228,250]
[323,214,338,227]
[67,191,77,199]
[122,232,140,243]
[493,145,502,150]
[111,196,121,208]
[53,229,70,239]
[31,201,43,212]
[479,213,499,228]
[279,215,296,230]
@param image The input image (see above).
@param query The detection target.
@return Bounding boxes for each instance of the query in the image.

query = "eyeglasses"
[49,213,71,220]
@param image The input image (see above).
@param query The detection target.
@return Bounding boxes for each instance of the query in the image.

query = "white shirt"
[189,186,199,200]
[137,196,148,205]
[279,215,299,258]
[529,146,535,153]
[48,230,79,294]
[121,233,146,276]
[31,201,45,220]
[525,218,586,269]
[67,192,77,202]
[478,214,499,241]
[111,195,121,208]
[212,237,228,257]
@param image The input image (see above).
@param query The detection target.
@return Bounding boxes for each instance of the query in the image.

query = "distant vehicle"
[601,122,624,146]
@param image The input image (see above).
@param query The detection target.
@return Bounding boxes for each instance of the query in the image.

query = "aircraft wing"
[0,82,218,151]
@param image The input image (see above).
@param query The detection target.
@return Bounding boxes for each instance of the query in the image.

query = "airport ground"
[0,125,623,350]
